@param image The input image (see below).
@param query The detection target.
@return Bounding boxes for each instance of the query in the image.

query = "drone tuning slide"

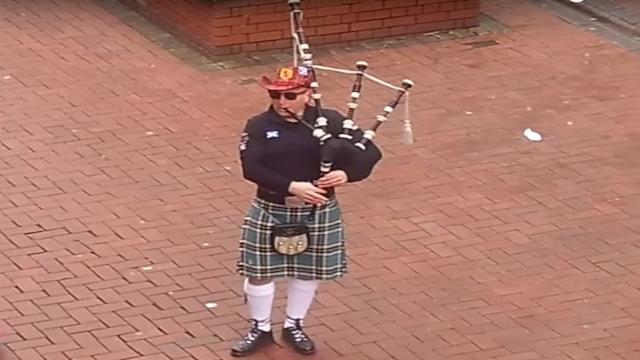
[340,60,369,141]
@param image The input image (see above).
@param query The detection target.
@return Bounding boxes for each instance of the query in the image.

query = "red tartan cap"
[259,66,313,91]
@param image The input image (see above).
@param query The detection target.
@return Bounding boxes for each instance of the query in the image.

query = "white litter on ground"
[523,128,543,142]
[205,302,218,309]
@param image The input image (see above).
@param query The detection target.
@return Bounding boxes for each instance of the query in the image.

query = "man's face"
[268,87,311,118]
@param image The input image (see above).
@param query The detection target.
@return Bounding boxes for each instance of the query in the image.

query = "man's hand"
[316,170,348,189]
[288,181,328,205]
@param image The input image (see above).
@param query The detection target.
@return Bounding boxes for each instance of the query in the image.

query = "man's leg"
[245,277,275,331]
[282,278,319,355]
[230,277,276,357]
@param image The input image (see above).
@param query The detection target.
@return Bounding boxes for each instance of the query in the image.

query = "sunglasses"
[268,90,307,100]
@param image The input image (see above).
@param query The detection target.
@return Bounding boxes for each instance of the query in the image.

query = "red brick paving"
[1,0,640,359]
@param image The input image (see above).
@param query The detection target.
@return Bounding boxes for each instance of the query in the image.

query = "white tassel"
[401,91,414,145]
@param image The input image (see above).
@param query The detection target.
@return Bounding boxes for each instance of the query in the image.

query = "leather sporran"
[271,223,309,255]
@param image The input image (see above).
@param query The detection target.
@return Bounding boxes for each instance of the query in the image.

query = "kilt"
[236,196,346,280]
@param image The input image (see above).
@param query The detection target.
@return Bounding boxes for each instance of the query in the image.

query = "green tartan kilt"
[236,197,347,280]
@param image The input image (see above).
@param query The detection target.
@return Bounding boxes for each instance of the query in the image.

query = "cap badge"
[278,68,294,80]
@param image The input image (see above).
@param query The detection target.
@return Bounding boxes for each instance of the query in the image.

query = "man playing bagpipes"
[230,1,413,356]
[231,65,383,356]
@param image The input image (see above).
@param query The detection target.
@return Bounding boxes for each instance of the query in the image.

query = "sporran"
[263,197,317,256]
[271,223,309,255]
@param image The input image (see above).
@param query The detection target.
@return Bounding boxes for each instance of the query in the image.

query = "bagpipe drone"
[285,0,415,181]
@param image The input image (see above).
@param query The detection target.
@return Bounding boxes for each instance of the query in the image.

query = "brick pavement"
[1,0,640,359]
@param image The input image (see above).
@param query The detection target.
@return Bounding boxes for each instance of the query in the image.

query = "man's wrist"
[287,181,297,194]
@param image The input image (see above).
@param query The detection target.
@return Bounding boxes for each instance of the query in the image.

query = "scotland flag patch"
[266,130,279,139]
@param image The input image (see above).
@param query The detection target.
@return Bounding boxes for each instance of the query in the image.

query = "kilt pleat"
[236,197,347,280]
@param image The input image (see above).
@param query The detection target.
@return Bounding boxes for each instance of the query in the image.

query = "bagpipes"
[286,0,415,181]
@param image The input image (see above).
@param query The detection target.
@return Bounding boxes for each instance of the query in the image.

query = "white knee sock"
[284,278,319,329]
[244,279,275,332]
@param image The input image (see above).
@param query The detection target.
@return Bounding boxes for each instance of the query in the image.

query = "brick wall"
[122,0,481,56]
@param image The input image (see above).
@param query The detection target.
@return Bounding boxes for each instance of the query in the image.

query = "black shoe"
[282,318,316,355]
[230,319,275,357]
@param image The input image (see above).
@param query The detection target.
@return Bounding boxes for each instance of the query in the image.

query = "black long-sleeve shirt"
[238,105,382,194]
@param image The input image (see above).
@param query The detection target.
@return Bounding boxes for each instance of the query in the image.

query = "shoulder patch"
[239,132,249,151]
